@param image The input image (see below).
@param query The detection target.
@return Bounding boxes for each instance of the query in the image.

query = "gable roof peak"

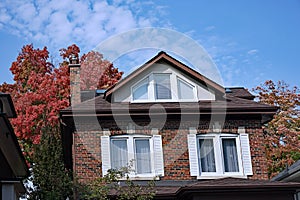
[105,51,225,100]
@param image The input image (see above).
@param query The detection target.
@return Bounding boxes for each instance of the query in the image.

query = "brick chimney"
[69,54,81,105]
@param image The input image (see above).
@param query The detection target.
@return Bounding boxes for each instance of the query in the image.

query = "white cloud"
[247,49,258,55]
[0,0,167,55]
[191,32,266,88]
[204,26,215,31]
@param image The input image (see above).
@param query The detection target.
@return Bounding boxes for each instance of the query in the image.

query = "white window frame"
[177,77,197,101]
[130,72,198,103]
[101,134,164,180]
[132,77,149,102]
[188,132,252,179]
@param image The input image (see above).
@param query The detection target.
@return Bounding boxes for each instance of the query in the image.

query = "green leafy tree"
[254,80,300,178]
[76,167,155,200]
[27,125,73,200]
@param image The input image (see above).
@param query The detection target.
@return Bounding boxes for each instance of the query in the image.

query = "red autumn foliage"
[59,44,80,60]
[0,44,123,157]
[254,80,300,178]
[80,51,123,90]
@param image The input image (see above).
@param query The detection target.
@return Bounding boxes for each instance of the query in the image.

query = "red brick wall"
[69,65,81,105]
[73,119,268,182]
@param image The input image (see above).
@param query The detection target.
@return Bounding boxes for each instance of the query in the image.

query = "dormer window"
[131,72,197,102]
[132,78,149,101]
[154,74,171,100]
[177,78,195,100]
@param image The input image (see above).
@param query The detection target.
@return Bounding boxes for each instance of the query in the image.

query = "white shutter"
[240,133,253,175]
[187,134,199,176]
[101,136,111,176]
[153,135,164,176]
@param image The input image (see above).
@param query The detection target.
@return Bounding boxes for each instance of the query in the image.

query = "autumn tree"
[0,43,124,198]
[60,47,123,90]
[0,44,123,157]
[254,80,300,178]
[0,44,70,160]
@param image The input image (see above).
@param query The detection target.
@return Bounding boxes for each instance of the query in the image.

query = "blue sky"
[0,0,299,90]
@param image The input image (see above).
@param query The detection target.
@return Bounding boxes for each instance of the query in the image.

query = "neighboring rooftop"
[272,159,300,182]
[225,87,255,100]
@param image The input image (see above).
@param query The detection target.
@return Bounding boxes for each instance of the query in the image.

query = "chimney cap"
[69,54,79,65]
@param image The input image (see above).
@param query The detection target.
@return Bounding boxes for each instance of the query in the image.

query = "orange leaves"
[1,43,123,160]
[254,80,300,177]
[1,44,71,152]
[59,44,80,60]
[10,44,52,85]
[80,51,123,90]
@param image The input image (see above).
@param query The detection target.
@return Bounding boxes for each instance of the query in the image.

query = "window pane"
[178,79,194,99]
[111,139,128,170]
[133,78,148,100]
[154,74,171,99]
[222,138,239,172]
[135,139,151,174]
[199,139,216,172]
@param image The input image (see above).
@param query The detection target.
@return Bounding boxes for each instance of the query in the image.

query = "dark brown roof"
[113,178,300,198]
[226,87,255,100]
[184,177,300,189]
[272,159,300,182]
[61,94,277,117]
[61,51,277,118]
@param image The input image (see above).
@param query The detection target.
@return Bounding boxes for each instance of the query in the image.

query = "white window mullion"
[170,73,177,100]
[148,74,155,101]
[214,135,223,175]
[128,137,135,173]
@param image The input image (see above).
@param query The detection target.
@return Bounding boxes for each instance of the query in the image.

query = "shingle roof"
[226,87,255,100]
[185,177,300,189]
[61,93,277,117]
[113,178,300,197]
[272,159,300,182]
[61,52,277,118]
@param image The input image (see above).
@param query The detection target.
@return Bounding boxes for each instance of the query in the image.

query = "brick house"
[60,51,300,199]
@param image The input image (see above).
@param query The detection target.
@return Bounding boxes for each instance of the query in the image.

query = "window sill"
[131,99,198,103]
[196,174,247,180]
[118,174,161,181]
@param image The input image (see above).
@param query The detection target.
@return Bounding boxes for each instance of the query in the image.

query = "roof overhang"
[0,114,29,178]
[0,92,17,118]
[272,160,300,182]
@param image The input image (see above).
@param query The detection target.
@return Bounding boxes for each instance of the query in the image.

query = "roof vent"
[96,89,106,96]
[225,88,232,93]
